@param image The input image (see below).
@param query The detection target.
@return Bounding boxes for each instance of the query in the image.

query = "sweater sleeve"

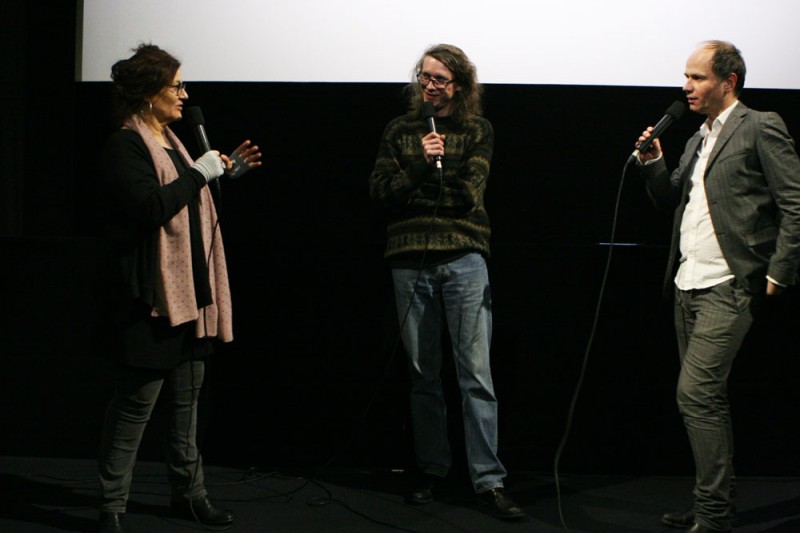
[368,118,431,210]
[369,115,493,217]
[437,117,493,217]
[102,129,208,230]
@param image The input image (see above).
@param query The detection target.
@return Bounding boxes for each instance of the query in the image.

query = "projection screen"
[78,0,800,89]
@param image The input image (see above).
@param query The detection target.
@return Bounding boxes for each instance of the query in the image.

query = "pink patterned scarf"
[123,114,233,342]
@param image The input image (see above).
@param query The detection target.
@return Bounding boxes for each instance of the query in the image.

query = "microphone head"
[666,100,686,121]
[185,106,205,126]
[422,101,436,119]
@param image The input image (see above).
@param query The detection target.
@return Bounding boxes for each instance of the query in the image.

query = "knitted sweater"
[369,113,493,260]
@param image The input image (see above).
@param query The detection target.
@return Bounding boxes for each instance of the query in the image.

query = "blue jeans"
[392,253,506,493]
[674,280,756,531]
[98,360,207,512]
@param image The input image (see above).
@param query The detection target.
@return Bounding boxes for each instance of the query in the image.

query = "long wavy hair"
[109,43,181,126]
[406,43,483,124]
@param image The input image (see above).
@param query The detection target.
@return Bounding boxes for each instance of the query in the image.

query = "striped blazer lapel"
[705,103,748,173]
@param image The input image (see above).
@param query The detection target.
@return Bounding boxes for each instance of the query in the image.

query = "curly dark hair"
[109,43,181,125]
[406,43,483,124]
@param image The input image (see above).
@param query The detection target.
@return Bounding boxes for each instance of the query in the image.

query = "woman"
[97,43,261,533]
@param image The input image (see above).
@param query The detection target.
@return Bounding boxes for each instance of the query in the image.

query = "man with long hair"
[369,44,524,521]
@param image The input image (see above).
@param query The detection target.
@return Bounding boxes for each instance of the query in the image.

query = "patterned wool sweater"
[369,113,493,260]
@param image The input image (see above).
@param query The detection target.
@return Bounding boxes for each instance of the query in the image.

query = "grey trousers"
[98,360,207,512]
[674,279,756,531]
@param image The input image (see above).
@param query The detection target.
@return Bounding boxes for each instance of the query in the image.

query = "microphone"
[185,106,212,153]
[185,106,223,193]
[630,101,686,162]
[422,101,442,170]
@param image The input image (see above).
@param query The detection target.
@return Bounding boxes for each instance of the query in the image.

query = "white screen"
[79,0,800,89]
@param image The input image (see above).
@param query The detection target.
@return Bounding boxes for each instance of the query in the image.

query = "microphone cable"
[300,160,445,497]
[201,118,448,533]
[257,148,447,533]
[553,158,634,530]
[183,160,228,531]
[265,115,448,508]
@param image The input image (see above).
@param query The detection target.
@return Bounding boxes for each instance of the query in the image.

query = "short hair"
[109,43,181,125]
[406,43,483,123]
[703,40,746,96]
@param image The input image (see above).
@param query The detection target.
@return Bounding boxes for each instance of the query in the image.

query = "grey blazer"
[642,102,800,295]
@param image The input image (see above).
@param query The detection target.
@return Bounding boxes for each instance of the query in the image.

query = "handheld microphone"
[630,101,686,162]
[422,101,442,170]
[185,106,212,153]
[185,106,223,194]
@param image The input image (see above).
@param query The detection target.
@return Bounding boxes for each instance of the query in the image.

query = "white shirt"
[674,101,739,290]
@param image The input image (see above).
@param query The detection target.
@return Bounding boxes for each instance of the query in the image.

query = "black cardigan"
[98,128,214,369]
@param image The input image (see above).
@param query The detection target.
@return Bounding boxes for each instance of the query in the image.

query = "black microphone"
[185,106,222,194]
[185,106,212,153]
[422,101,442,170]
[630,101,686,162]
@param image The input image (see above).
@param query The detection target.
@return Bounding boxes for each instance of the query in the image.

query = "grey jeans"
[98,360,207,512]
[674,279,756,531]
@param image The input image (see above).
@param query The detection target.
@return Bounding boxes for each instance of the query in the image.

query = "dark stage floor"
[1,456,798,532]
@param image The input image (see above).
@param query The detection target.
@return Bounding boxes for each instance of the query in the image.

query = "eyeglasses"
[167,81,188,94]
[416,73,453,89]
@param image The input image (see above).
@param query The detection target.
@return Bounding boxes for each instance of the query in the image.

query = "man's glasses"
[167,81,188,94]
[416,73,453,89]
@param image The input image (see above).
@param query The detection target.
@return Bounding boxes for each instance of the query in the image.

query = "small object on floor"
[475,487,526,521]
[171,495,234,526]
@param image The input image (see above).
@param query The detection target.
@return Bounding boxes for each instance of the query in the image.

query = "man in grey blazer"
[636,40,800,533]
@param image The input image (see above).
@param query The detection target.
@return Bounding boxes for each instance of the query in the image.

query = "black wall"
[4,3,800,478]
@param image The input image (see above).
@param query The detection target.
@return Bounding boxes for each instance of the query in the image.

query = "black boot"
[98,511,123,533]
